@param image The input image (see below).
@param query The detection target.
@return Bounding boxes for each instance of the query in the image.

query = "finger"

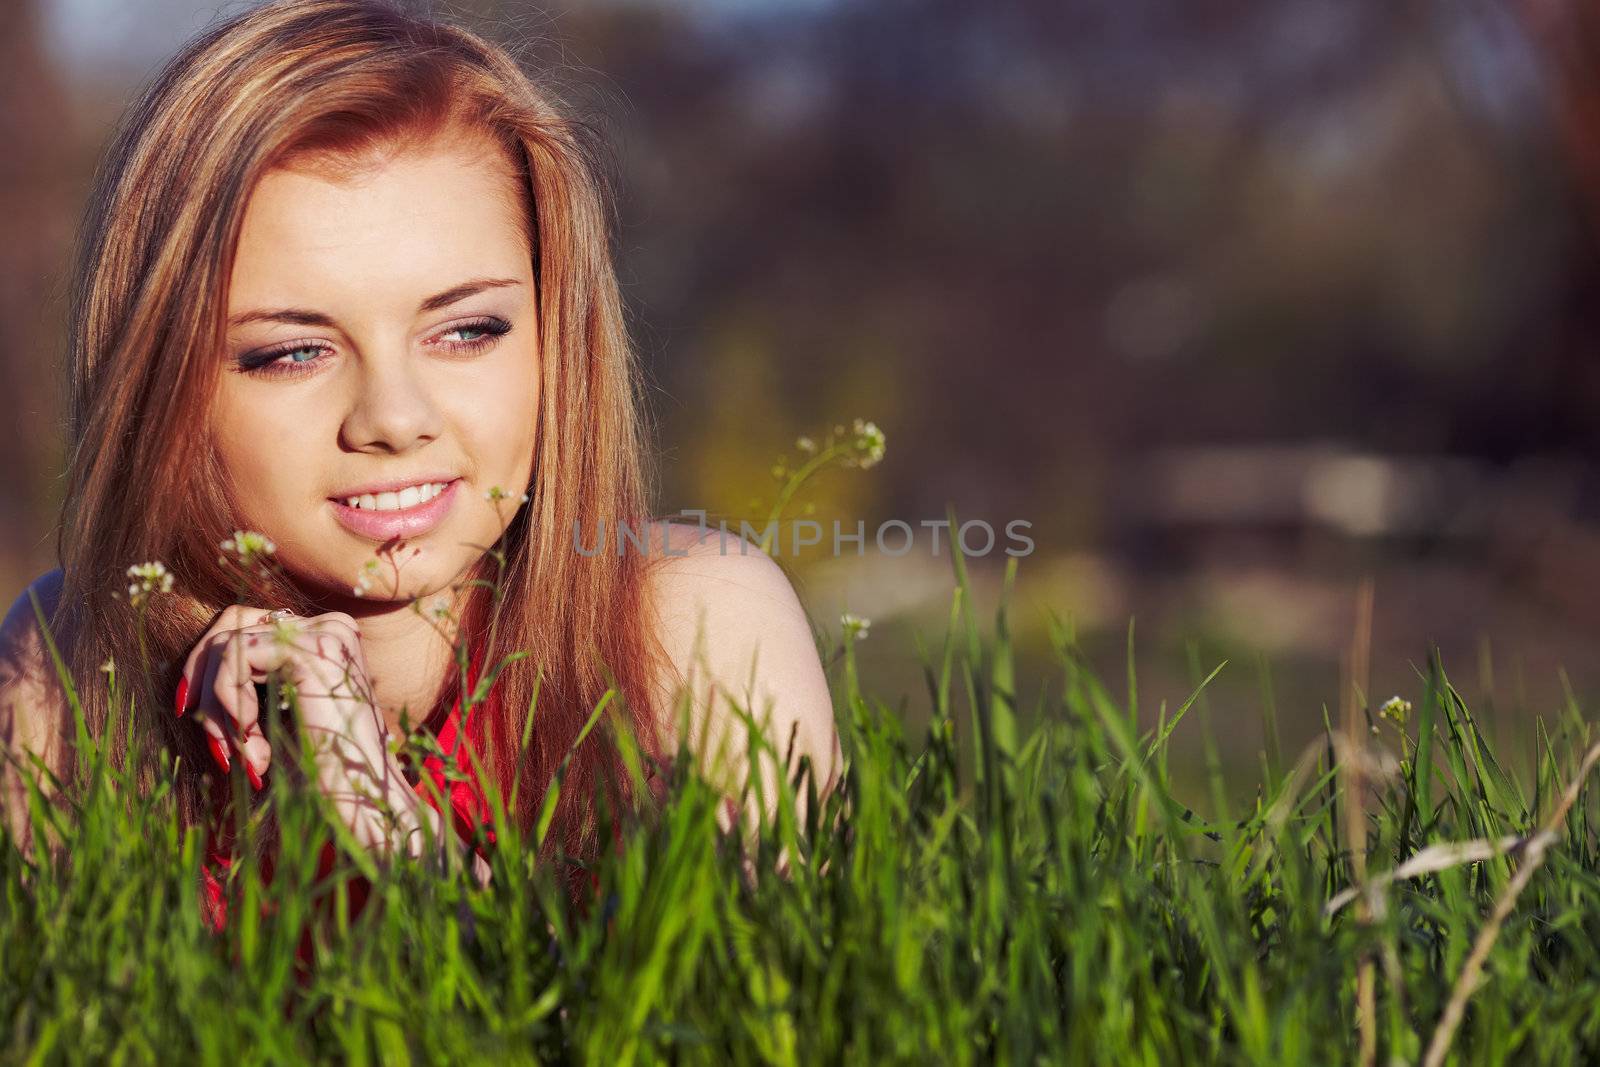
[178,629,213,721]
[182,602,291,713]
[314,610,362,633]
[221,624,363,774]
[195,646,234,775]
[179,604,264,716]
[313,625,367,697]
[194,629,255,745]
[288,619,368,703]
[179,616,225,716]
[309,615,362,646]
[237,721,272,789]
[195,627,270,779]
[232,622,348,707]
[215,628,300,787]
[218,628,266,741]
[213,619,360,717]
[179,605,291,784]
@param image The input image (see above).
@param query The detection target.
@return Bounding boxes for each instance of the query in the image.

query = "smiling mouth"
[328,478,463,541]
[336,480,455,512]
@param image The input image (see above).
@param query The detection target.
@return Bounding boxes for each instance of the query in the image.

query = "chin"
[359,551,470,601]
[284,543,462,605]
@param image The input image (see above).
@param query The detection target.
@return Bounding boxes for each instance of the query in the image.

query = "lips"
[329,477,462,542]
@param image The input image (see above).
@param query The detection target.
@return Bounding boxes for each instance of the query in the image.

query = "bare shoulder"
[646,520,812,627]
[642,520,841,799]
[0,568,72,848]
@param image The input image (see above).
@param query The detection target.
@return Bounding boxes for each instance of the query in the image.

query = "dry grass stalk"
[1324,832,1557,918]
[1343,577,1377,1067]
[1421,734,1600,1067]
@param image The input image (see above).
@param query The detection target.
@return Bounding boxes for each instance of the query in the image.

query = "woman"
[0,0,840,914]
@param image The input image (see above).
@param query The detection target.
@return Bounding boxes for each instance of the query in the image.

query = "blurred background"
[5,0,1600,788]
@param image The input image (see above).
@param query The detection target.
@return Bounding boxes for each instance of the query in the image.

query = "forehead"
[227,128,533,313]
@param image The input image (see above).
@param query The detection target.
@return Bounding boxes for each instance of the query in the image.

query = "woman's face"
[213,127,539,604]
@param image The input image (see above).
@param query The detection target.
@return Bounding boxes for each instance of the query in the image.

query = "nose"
[339,348,443,454]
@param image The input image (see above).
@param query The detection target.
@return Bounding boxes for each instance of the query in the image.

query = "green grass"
[8,545,1600,1065]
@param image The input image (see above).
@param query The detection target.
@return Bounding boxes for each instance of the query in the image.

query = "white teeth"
[343,481,449,511]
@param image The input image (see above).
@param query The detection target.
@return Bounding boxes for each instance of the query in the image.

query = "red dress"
[198,649,496,953]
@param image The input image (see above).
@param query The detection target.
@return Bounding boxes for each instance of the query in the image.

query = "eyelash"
[235,317,513,379]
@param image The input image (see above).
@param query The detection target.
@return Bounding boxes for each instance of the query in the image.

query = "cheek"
[210,392,327,514]
[457,348,539,484]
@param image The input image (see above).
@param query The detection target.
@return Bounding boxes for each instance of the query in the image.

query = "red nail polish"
[208,735,230,774]
[175,676,188,717]
[245,761,262,792]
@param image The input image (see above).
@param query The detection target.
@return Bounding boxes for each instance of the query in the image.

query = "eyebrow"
[227,276,524,328]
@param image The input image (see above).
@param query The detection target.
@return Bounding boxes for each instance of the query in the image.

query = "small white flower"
[99,658,115,675]
[351,557,381,597]
[841,612,871,641]
[1379,695,1413,725]
[846,418,886,470]
[220,531,276,568]
[795,435,816,454]
[125,561,174,608]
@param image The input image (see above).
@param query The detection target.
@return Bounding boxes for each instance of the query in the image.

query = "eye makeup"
[230,315,514,380]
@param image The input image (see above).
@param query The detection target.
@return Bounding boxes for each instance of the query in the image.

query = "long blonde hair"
[51,0,674,889]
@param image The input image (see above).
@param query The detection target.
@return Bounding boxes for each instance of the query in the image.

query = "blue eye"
[234,316,511,380]
[436,317,512,349]
[236,341,331,378]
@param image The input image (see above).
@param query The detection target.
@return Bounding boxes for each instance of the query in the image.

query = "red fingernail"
[208,735,230,774]
[245,760,262,792]
[175,676,188,717]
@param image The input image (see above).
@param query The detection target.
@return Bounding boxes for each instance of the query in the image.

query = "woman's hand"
[176,606,487,882]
